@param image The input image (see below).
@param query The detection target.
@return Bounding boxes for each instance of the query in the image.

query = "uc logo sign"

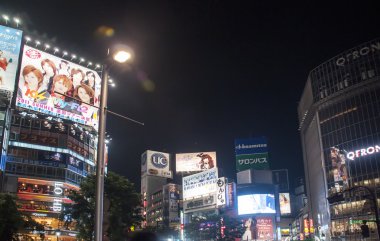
[151,153,168,168]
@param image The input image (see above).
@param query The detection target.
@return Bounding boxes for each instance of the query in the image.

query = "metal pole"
[95,64,108,241]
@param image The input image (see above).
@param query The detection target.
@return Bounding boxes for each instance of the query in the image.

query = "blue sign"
[151,153,168,168]
[0,25,22,92]
[235,137,268,155]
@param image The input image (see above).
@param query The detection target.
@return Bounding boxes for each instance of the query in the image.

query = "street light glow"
[2,15,9,22]
[113,50,131,63]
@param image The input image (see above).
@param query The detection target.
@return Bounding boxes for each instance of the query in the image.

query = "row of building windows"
[5,162,85,185]
[310,42,380,102]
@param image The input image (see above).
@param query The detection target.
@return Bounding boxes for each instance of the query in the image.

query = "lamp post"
[94,47,132,241]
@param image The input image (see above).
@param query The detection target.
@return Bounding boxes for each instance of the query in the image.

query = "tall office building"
[298,38,380,240]
[0,25,102,240]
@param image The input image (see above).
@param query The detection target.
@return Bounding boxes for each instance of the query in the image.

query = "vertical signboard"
[279,193,291,215]
[0,25,22,96]
[216,177,226,207]
[330,147,349,187]
[235,137,269,172]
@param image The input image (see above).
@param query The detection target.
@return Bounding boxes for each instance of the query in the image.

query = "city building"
[298,38,380,240]
[141,150,181,229]
[0,24,102,240]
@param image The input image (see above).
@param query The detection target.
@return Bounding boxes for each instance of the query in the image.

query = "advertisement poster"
[237,194,276,215]
[330,147,348,186]
[279,193,291,215]
[176,152,217,173]
[16,45,101,129]
[235,137,269,172]
[0,25,22,94]
[145,150,172,178]
[256,217,273,240]
[182,167,218,200]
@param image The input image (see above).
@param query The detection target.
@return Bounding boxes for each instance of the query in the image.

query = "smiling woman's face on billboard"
[16,45,101,129]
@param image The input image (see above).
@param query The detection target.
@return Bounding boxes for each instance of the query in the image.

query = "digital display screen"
[237,194,275,215]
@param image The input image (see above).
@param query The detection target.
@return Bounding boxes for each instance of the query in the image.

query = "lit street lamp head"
[113,50,131,63]
[109,44,134,64]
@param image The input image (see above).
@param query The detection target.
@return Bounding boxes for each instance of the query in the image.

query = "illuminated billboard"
[142,150,172,178]
[330,146,348,187]
[0,25,22,94]
[183,167,218,200]
[176,152,217,173]
[16,45,101,129]
[235,137,269,172]
[256,217,273,240]
[237,194,275,215]
[279,193,291,215]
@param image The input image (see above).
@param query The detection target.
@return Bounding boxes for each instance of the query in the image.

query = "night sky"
[2,1,380,190]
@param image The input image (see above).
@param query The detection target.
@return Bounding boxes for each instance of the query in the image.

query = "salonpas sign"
[235,137,270,172]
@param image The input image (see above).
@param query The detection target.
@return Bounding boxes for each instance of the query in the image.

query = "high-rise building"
[298,38,380,240]
[0,25,102,240]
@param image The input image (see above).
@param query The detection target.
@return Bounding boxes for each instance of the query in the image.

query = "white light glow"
[113,50,131,63]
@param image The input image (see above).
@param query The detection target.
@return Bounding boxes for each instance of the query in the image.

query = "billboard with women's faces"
[15,45,101,129]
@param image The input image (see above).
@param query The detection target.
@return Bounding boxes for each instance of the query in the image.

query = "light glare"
[113,51,131,63]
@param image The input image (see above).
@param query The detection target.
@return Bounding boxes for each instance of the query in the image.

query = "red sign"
[256,217,273,240]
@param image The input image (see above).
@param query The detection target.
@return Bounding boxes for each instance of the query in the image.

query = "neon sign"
[346,145,380,160]
[53,182,63,212]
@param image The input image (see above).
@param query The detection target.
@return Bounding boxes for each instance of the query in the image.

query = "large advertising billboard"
[176,152,217,173]
[0,25,22,95]
[16,45,101,129]
[142,150,172,178]
[237,194,276,215]
[235,137,269,172]
[182,167,218,200]
[279,193,291,215]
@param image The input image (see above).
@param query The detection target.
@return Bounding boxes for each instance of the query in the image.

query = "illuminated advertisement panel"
[279,193,291,215]
[182,167,218,200]
[145,150,172,178]
[237,194,276,215]
[235,137,269,172]
[16,45,101,129]
[0,25,22,94]
[330,146,348,187]
[176,152,217,173]
[256,217,273,240]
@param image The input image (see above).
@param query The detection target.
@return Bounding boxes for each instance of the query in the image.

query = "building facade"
[298,38,380,240]
[0,24,101,240]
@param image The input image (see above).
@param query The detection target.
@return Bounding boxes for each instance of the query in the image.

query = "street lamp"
[94,46,133,241]
[56,229,61,241]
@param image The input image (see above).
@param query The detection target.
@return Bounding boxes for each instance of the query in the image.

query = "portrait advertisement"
[16,45,101,129]
[0,25,22,94]
[330,146,349,186]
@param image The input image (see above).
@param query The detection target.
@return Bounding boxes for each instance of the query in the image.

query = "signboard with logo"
[176,152,217,173]
[0,25,22,96]
[279,193,291,215]
[235,137,269,172]
[16,45,101,129]
[216,177,226,207]
[143,150,172,178]
[183,167,218,200]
